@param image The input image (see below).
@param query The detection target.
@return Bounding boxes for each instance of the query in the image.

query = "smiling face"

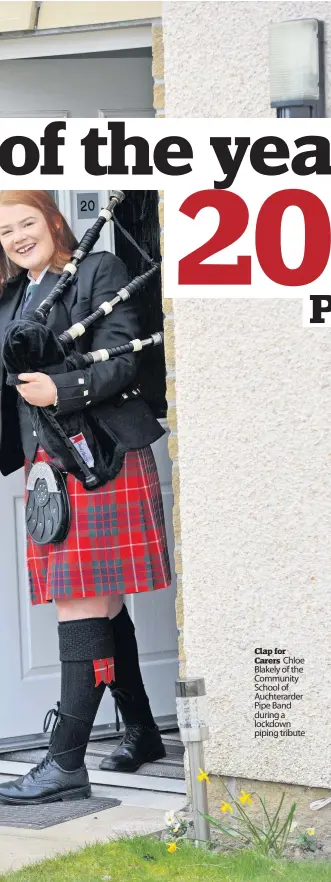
[0,203,56,279]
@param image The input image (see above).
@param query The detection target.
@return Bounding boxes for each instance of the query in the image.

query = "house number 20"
[178,189,331,287]
[81,199,96,212]
[77,193,99,220]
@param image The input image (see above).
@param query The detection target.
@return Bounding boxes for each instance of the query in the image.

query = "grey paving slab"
[0,802,168,873]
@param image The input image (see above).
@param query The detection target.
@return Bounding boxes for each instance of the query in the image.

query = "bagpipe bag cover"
[1,318,164,486]
[2,318,112,484]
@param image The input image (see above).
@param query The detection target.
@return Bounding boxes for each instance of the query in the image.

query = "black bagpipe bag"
[2,317,164,487]
[2,318,116,485]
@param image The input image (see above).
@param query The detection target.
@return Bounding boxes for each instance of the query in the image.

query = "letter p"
[310,296,331,324]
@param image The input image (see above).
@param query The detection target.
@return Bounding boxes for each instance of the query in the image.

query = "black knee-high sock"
[49,660,106,771]
[111,604,155,728]
[48,617,114,771]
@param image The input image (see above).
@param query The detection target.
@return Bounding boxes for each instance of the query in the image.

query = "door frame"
[0,21,154,61]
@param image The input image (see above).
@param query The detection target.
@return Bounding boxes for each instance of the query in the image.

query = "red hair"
[0,190,77,290]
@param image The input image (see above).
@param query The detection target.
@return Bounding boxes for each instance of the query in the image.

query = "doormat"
[0,796,121,829]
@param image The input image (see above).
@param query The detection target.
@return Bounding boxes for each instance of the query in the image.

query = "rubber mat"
[0,796,121,829]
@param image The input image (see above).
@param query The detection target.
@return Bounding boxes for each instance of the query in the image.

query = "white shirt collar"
[27,264,50,286]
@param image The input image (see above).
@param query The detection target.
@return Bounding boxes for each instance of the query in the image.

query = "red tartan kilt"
[25,446,172,605]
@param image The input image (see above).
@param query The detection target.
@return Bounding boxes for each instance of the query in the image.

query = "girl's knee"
[108,595,124,620]
[56,596,111,621]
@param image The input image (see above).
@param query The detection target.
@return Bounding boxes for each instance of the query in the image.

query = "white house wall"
[162,1,331,788]
[163,0,331,118]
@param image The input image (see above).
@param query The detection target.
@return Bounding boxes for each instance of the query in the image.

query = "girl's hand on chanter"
[17,372,57,407]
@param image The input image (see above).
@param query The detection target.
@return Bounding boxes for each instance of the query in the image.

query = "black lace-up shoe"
[99,723,166,773]
[0,755,91,804]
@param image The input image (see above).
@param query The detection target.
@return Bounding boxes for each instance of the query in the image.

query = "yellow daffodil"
[168,842,177,853]
[306,828,315,837]
[197,768,210,784]
[239,790,253,805]
[220,800,233,814]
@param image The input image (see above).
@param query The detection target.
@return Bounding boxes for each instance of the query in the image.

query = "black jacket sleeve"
[49,252,140,416]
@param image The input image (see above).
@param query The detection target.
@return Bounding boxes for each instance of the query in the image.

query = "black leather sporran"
[25,461,71,545]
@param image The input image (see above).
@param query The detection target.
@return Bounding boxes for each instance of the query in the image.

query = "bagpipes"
[1,191,164,546]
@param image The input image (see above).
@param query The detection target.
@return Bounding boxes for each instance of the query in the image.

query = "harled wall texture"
[162,0,331,832]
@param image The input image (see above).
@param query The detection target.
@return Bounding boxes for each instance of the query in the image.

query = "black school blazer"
[0,251,164,476]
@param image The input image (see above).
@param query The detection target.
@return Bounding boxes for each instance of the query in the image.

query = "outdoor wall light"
[175,678,210,845]
[269,19,325,117]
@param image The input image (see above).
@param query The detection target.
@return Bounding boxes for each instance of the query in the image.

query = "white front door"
[0,47,177,741]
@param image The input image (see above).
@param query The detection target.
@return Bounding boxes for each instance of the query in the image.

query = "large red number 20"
[178,189,331,287]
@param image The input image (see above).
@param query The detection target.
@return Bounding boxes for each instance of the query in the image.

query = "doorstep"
[0,760,186,794]
[0,731,186,795]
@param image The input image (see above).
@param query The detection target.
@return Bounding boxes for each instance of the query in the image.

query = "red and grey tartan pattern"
[93,657,115,686]
[26,446,172,605]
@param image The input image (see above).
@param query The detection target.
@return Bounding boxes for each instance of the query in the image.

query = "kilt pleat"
[26,446,172,605]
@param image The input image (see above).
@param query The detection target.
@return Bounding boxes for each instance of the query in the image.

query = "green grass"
[1,837,331,882]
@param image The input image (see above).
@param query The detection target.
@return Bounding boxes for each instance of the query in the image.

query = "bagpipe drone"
[1,191,164,546]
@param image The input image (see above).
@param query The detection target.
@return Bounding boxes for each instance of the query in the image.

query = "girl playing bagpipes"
[0,190,171,805]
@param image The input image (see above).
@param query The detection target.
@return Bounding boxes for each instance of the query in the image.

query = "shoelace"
[28,754,53,781]
[42,686,136,761]
[108,686,134,732]
[119,723,150,747]
[43,701,87,738]
[43,701,90,762]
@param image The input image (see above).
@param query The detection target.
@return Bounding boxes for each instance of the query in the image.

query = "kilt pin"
[26,445,172,606]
